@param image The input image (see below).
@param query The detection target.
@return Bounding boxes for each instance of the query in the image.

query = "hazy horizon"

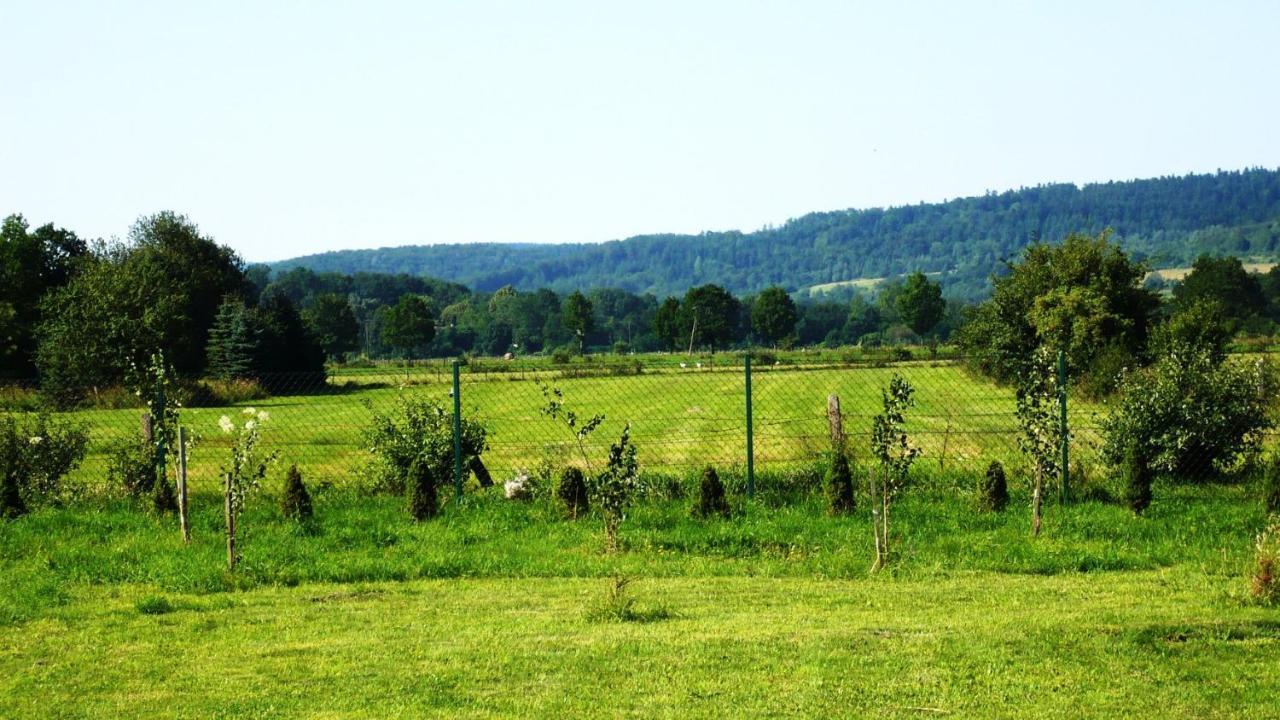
[4,1,1279,263]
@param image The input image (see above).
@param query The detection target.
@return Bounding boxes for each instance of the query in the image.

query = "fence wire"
[2,356,1117,495]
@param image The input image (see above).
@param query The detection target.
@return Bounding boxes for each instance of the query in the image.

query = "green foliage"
[693,466,730,519]
[825,453,855,516]
[106,439,156,498]
[869,374,919,570]
[268,169,1280,303]
[959,231,1158,383]
[979,461,1009,512]
[562,291,594,351]
[557,467,589,519]
[220,409,278,544]
[677,284,743,351]
[1260,454,1280,516]
[254,289,327,386]
[896,272,945,335]
[1102,348,1273,481]
[538,382,605,475]
[364,396,486,495]
[0,214,86,378]
[407,459,438,521]
[0,412,88,512]
[1151,299,1231,363]
[134,596,175,616]
[281,464,314,522]
[1016,348,1062,535]
[1120,443,1154,516]
[303,293,360,361]
[1173,255,1265,323]
[205,298,260,381]
[592,424,640,552]
[751,286,798,346]
[379,294,436,359]
[132,353,179,514]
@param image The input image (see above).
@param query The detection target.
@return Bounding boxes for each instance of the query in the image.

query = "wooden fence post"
[224,473,236,571]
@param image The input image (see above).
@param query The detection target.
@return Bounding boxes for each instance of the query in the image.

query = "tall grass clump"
[1252,519,1280,604]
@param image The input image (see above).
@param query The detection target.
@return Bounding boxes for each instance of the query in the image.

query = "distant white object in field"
[696,362,702,368]
[505,472,532,500]
[679,362,687,368]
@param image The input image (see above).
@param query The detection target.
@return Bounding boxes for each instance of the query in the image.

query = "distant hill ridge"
[272,168,1280,300]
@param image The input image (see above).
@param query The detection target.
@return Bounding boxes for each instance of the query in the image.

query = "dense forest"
[272,168,1280,301]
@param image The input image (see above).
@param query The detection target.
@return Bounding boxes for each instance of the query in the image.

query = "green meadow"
[4,357,1276,718]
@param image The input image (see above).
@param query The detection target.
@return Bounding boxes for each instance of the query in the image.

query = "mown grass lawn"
[3,571,1277,718]
[2,481,1277,718]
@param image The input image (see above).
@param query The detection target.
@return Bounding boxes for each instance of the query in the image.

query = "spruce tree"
[693,466,730,519]
[557,467,589,518]
[206,299,258,380]
[979,461,1009,512]
[826,453,855,516]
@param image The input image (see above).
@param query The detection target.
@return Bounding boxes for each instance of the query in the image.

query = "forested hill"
[273,168,1280,300]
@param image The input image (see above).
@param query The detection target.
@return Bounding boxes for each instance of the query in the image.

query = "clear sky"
[3,1,1279,262]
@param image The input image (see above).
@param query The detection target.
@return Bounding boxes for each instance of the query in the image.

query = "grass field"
[5,355,1278,717]
[61,359,1106,497]
[1,485,1277,717]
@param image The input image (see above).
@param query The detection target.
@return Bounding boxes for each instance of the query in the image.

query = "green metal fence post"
[745,354,755,499]
[452,359,464,502]
[1058,348,1069,503]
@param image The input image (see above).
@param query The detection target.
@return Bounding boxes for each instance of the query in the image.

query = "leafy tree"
[592,424,640,553]
[1151,299,1231,363]
[959,231,1159,382]
[869,374,919,571]
[379,294,436,359]
[0,215,87,377]
[751,286,798,346]
[1015,348,1061,537]
[1102,345,1273,482]
[206,299,260,380]
[1173,254,1265,322]
[896,272,945,335]
[653,297,682,350]
[303,293,359,360]
[254,289,326,382]
[562,291,594,352]
[679,284,742,351]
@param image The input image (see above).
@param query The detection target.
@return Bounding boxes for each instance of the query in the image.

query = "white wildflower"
[256,410,270,422]
[504,471,531,501]
[28,436,43,445]
[218,415,235,434]
[242,407,257,416]
[245,420,257,432]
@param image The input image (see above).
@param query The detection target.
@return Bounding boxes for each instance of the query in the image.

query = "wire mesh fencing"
[2,354,1111,497]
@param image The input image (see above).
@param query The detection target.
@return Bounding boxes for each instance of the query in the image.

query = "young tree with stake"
[1016,347,1062,537]
[869,374,920,572]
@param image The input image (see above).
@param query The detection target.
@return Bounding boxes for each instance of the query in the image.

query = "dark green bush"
[106,439,156,497]
[1261,454,1280,515]
[0,467,25,518]
[825,453,855,516]
[557,467,589,518]
[1121,444,1153,515]
[364,396,486,495]
[281,464,314,521]
[407,459,438,521]
[152,474,177,515]
[979,461,1009,512]
[693,466,730,519]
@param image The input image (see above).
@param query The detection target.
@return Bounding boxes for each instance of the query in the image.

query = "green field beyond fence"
[32,357,1109,495]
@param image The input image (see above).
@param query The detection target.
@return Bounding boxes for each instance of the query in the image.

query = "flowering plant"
[219,407,276,520]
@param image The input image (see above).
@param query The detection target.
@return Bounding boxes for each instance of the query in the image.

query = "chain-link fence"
[3,355,1111,496]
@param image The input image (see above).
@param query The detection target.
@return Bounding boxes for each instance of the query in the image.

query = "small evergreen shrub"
[1,468,25,519]
[407,459,438,521]
[693,466,730,519]
[281,464,314,521]
[1121,443,1153,515]
[152,474,178,515]
[979,461,1009,512]
[557,467,589,518]
[1262,453,1280,515]
[825,453,855,516]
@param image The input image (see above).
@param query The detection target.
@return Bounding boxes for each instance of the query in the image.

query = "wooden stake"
[224,473,236,571]
[827,394,844,452]
[177,427,189,545]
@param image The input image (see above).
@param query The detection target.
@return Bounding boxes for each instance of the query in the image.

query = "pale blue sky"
[3,1,1278,262]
